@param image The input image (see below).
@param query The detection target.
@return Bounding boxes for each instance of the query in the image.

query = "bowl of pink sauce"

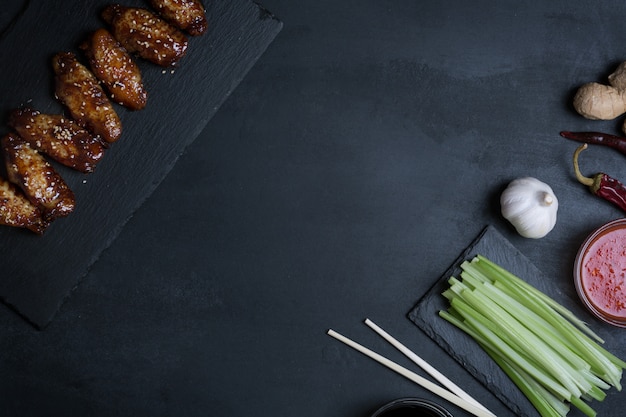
[575,218,626,327]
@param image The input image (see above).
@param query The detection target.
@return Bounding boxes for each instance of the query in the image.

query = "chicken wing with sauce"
[53,52,122,143]
[9,108,106,173]
[149,0,207,36]
[81,28,147,111]
[2,133,75,221]
[102,4,188,66]
[0,176,48,234]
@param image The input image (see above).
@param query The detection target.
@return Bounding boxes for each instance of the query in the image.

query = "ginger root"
[573,62,626,133]
[608,62,626,90]
[573,82,626,120]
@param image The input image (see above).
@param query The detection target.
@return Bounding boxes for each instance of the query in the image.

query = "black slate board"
[0,0,282,328]
[408,225,626,417]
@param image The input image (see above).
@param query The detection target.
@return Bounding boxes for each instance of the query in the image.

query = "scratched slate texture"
[0,0,282,328]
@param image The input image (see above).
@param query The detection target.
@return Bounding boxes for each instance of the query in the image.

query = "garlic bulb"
[500,177,558,239]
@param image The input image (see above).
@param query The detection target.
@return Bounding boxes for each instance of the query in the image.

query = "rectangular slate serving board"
[0,0,282,328]
[408,225,626,417]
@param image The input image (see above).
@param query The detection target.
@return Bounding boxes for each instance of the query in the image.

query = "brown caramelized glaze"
[8,108,106,173]
[102,4,188,66]
[81,28,147,110]
[53,51,122,143]
[2,133,75,220]
[0,176,48,234]
[0,0,206,233]
[149,0,207,36]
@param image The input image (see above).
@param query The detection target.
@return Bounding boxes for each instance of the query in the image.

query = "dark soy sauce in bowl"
[379,408,441,417]
[371,398,453,417]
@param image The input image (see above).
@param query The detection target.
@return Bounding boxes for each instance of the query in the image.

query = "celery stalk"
[440,310,568,416]
[449,297,573,400]
[459,290,587,397]
[488,347,570,417]
[439,255,626,417]
[492,278,622,384]
[475,255,603,342]
[472,280,589,371]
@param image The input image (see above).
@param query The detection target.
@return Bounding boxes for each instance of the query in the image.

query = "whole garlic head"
[500,177,558,239]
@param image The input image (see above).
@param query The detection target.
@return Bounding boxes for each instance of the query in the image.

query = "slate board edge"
[407,225,533,417]
[3,1,283,330]
[45,5,284,329]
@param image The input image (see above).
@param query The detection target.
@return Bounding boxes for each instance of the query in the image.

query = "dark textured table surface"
[4,1,626,416]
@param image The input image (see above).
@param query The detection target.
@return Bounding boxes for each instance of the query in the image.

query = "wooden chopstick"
[364,318,491,413]
[327,328,497,417]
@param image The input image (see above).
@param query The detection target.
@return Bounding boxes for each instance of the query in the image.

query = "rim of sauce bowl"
[574,218,626,328]
[371,398,453,417]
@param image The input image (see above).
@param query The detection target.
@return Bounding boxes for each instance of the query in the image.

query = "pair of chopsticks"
[327,319,497,417]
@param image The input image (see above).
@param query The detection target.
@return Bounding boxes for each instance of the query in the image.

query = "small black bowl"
[371,398,453,417]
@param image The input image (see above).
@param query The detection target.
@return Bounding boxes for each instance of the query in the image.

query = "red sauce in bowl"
[575,218,626,327]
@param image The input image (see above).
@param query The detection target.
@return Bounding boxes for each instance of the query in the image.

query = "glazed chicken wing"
[2,133,75,220]
[102,4,188,66]
[53,51,122,143]
[0,176,48,234]
[149,0,207,36]
[9,108,106,173]
[81,28,147,111]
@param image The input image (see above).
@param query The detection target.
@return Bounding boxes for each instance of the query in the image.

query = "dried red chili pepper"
[561,131,626,156]
[573,144,626,212]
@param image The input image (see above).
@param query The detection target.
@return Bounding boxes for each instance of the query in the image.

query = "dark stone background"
[3,1,626,416]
